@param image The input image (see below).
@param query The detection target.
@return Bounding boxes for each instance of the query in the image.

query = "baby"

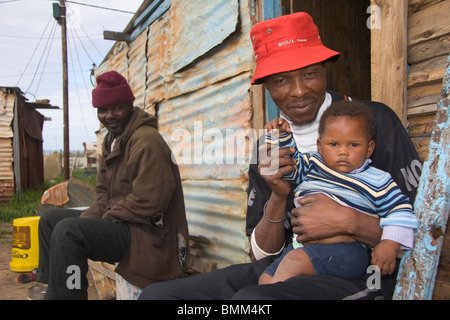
[259,100,418,284]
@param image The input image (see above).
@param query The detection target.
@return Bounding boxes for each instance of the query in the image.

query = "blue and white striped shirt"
[266,131,418,246]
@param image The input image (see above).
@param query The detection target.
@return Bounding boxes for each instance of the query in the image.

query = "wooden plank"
[408,82,442,108]
[251,84,266,132]
[408,104,438,116]
[103,31,131,42]
[88,260,116,300]
[408,34,450,64]
[408,0,450,47]
[408,0,444,15]
[411,136,431,162]
[408,55,447,88]
[393,54,450,300]
[408,113,436,137]
[371,0,408,124]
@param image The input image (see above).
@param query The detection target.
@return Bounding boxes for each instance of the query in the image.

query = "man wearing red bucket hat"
[139,12,421,300]
[36,71,189,299]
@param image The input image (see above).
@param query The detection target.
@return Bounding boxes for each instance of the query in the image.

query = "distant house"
[0,87,57,203]
[83,141,98,170]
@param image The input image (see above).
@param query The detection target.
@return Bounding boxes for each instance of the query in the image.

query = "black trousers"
[36,209,131,300]
[138,255,398,300]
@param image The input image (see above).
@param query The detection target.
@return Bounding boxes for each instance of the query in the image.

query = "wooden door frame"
[370,0,408,125]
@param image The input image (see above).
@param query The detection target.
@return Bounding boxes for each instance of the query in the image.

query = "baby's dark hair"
[319,100,376,140]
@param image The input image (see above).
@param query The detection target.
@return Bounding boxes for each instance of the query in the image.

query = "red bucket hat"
[250,12,340,84]
[92,71,135,108]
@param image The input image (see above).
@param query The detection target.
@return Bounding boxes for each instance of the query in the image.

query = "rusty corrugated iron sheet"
[168,0,239,74]
[97,0,257,268]
[0,90,14,138]
[145,10,171,107]
[158,72,254,267]
[0,90,15,202]
[0,138,14,180]
[128,28,148,110]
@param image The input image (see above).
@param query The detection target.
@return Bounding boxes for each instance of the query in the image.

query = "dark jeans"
[36,209,131,300]
[138,255,398,300]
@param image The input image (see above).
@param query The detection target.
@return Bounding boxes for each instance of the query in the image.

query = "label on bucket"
[13,226,31,250]
[11,249,29,259]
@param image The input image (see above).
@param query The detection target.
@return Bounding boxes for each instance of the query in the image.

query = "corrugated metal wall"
[0,90,15,203]
[97,0,257,267]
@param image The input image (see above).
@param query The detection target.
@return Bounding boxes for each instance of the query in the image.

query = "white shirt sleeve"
[250,229,285,260]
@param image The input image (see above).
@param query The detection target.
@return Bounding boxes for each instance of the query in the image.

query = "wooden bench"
[90,234,216,300]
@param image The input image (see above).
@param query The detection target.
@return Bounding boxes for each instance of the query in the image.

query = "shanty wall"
[0,88,45,203]
[97,0,257,268]
[0,90,15,203]
[406,0,450,299]
[407,0,450,162]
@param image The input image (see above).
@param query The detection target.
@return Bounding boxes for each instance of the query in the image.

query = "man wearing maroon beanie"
[36,71,189,300]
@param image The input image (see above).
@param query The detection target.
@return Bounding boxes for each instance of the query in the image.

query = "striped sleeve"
[265,131,311,184]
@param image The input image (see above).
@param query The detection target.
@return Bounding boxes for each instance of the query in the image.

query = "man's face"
[265,63,327,125]
[97,103,133,136]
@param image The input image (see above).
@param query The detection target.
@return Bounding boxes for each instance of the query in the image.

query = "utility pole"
[59,0,70,180]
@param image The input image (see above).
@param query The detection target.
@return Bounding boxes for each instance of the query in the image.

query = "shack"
[94,0,449,298]
[0,87,57,202]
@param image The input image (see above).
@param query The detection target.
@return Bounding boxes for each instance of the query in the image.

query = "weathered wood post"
[393,54,450,299]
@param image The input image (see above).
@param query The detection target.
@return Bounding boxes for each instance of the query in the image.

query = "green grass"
[0,189,43,222]
[0,169,96,223]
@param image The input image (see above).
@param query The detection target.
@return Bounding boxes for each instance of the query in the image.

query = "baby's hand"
[371,240,400,275]
[264,118,291,134]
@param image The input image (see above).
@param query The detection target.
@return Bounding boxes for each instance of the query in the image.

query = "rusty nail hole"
[430,226,444,246]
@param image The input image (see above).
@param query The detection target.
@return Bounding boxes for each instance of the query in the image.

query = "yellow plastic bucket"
[10,216,40,272]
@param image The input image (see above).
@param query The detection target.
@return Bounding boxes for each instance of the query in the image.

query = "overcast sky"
[0,0,143,152]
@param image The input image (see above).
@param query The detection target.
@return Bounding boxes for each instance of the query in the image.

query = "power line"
[0,70,91,78]
[68,27,95,142]
[28,20,58,97]
[66,3,103,61]
[15,14,54,88]
[0,33,103,40]
[66,1,136,14]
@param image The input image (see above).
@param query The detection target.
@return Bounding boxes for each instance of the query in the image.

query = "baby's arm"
[371,240,400,275]
[265,118,301,183]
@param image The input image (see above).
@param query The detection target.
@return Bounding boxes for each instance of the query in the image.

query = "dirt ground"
[0,222,98,300]
[0,223,30,300]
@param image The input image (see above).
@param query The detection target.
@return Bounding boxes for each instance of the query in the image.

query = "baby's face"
[317,115,375,173]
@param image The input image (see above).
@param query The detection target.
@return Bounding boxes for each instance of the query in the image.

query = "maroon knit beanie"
[92,71,135,108]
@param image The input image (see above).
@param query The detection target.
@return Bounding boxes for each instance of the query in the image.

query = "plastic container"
[28,284,47,300]
[10,216,41,272]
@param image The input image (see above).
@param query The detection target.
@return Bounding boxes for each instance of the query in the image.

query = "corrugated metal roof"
[97,0,257,268]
